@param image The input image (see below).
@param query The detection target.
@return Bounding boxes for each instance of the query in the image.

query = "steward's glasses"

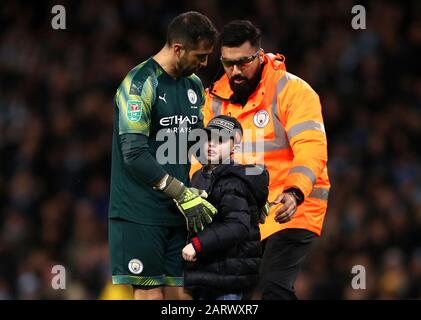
[220,49,261,68]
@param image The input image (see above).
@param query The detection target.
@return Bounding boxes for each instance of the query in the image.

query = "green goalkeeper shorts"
[109,218,188,287]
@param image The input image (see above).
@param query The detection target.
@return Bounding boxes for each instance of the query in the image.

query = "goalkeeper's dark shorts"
[109,217,187,287]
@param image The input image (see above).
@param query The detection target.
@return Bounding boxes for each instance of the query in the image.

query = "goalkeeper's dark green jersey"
[109,58,205,226]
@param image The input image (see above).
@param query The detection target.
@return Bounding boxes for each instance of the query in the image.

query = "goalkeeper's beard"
[176,57,198,77]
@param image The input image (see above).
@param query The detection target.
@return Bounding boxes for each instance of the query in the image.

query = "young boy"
[182,115,269,300]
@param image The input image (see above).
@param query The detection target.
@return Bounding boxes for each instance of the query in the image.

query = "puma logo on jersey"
[158,93,167,104]
[130,82,142,93]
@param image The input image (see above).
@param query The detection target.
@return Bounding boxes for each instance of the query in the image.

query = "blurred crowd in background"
[0,0,419,299]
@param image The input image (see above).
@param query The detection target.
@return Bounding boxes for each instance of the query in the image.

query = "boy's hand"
[189,187,208,198]
[182,243,197,262]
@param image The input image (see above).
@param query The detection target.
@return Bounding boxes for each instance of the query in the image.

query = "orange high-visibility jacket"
[200,53,330,240]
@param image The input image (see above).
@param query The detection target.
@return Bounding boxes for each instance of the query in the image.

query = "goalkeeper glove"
[159,175,217,233]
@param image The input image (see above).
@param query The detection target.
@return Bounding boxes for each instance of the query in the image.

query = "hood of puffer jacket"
[210,162,269,208]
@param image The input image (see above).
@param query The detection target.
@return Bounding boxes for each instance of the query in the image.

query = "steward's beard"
[229,65,263,106]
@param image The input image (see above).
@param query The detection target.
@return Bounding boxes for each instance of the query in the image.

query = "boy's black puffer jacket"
[184,162,269,293]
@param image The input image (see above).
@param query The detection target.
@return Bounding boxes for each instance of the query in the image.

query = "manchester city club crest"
[187,89,198,104]
[253,109,270,128]
[128,259,143,274]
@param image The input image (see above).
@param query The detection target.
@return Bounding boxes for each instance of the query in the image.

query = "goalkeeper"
[108,12,218,300]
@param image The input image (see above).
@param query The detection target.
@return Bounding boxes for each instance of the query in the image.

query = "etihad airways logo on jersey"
[159,115,198,126]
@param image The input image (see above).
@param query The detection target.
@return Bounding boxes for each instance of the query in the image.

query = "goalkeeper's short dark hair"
[166,12,218,50]
[221,20,261,49]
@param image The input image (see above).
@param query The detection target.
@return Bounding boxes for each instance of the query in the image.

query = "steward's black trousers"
[257,228,317,300]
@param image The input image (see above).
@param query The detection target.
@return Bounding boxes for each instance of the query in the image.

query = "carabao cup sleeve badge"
[127,100,142,122]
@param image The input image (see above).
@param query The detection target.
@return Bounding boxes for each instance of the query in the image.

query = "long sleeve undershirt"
[119,133,167,186]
